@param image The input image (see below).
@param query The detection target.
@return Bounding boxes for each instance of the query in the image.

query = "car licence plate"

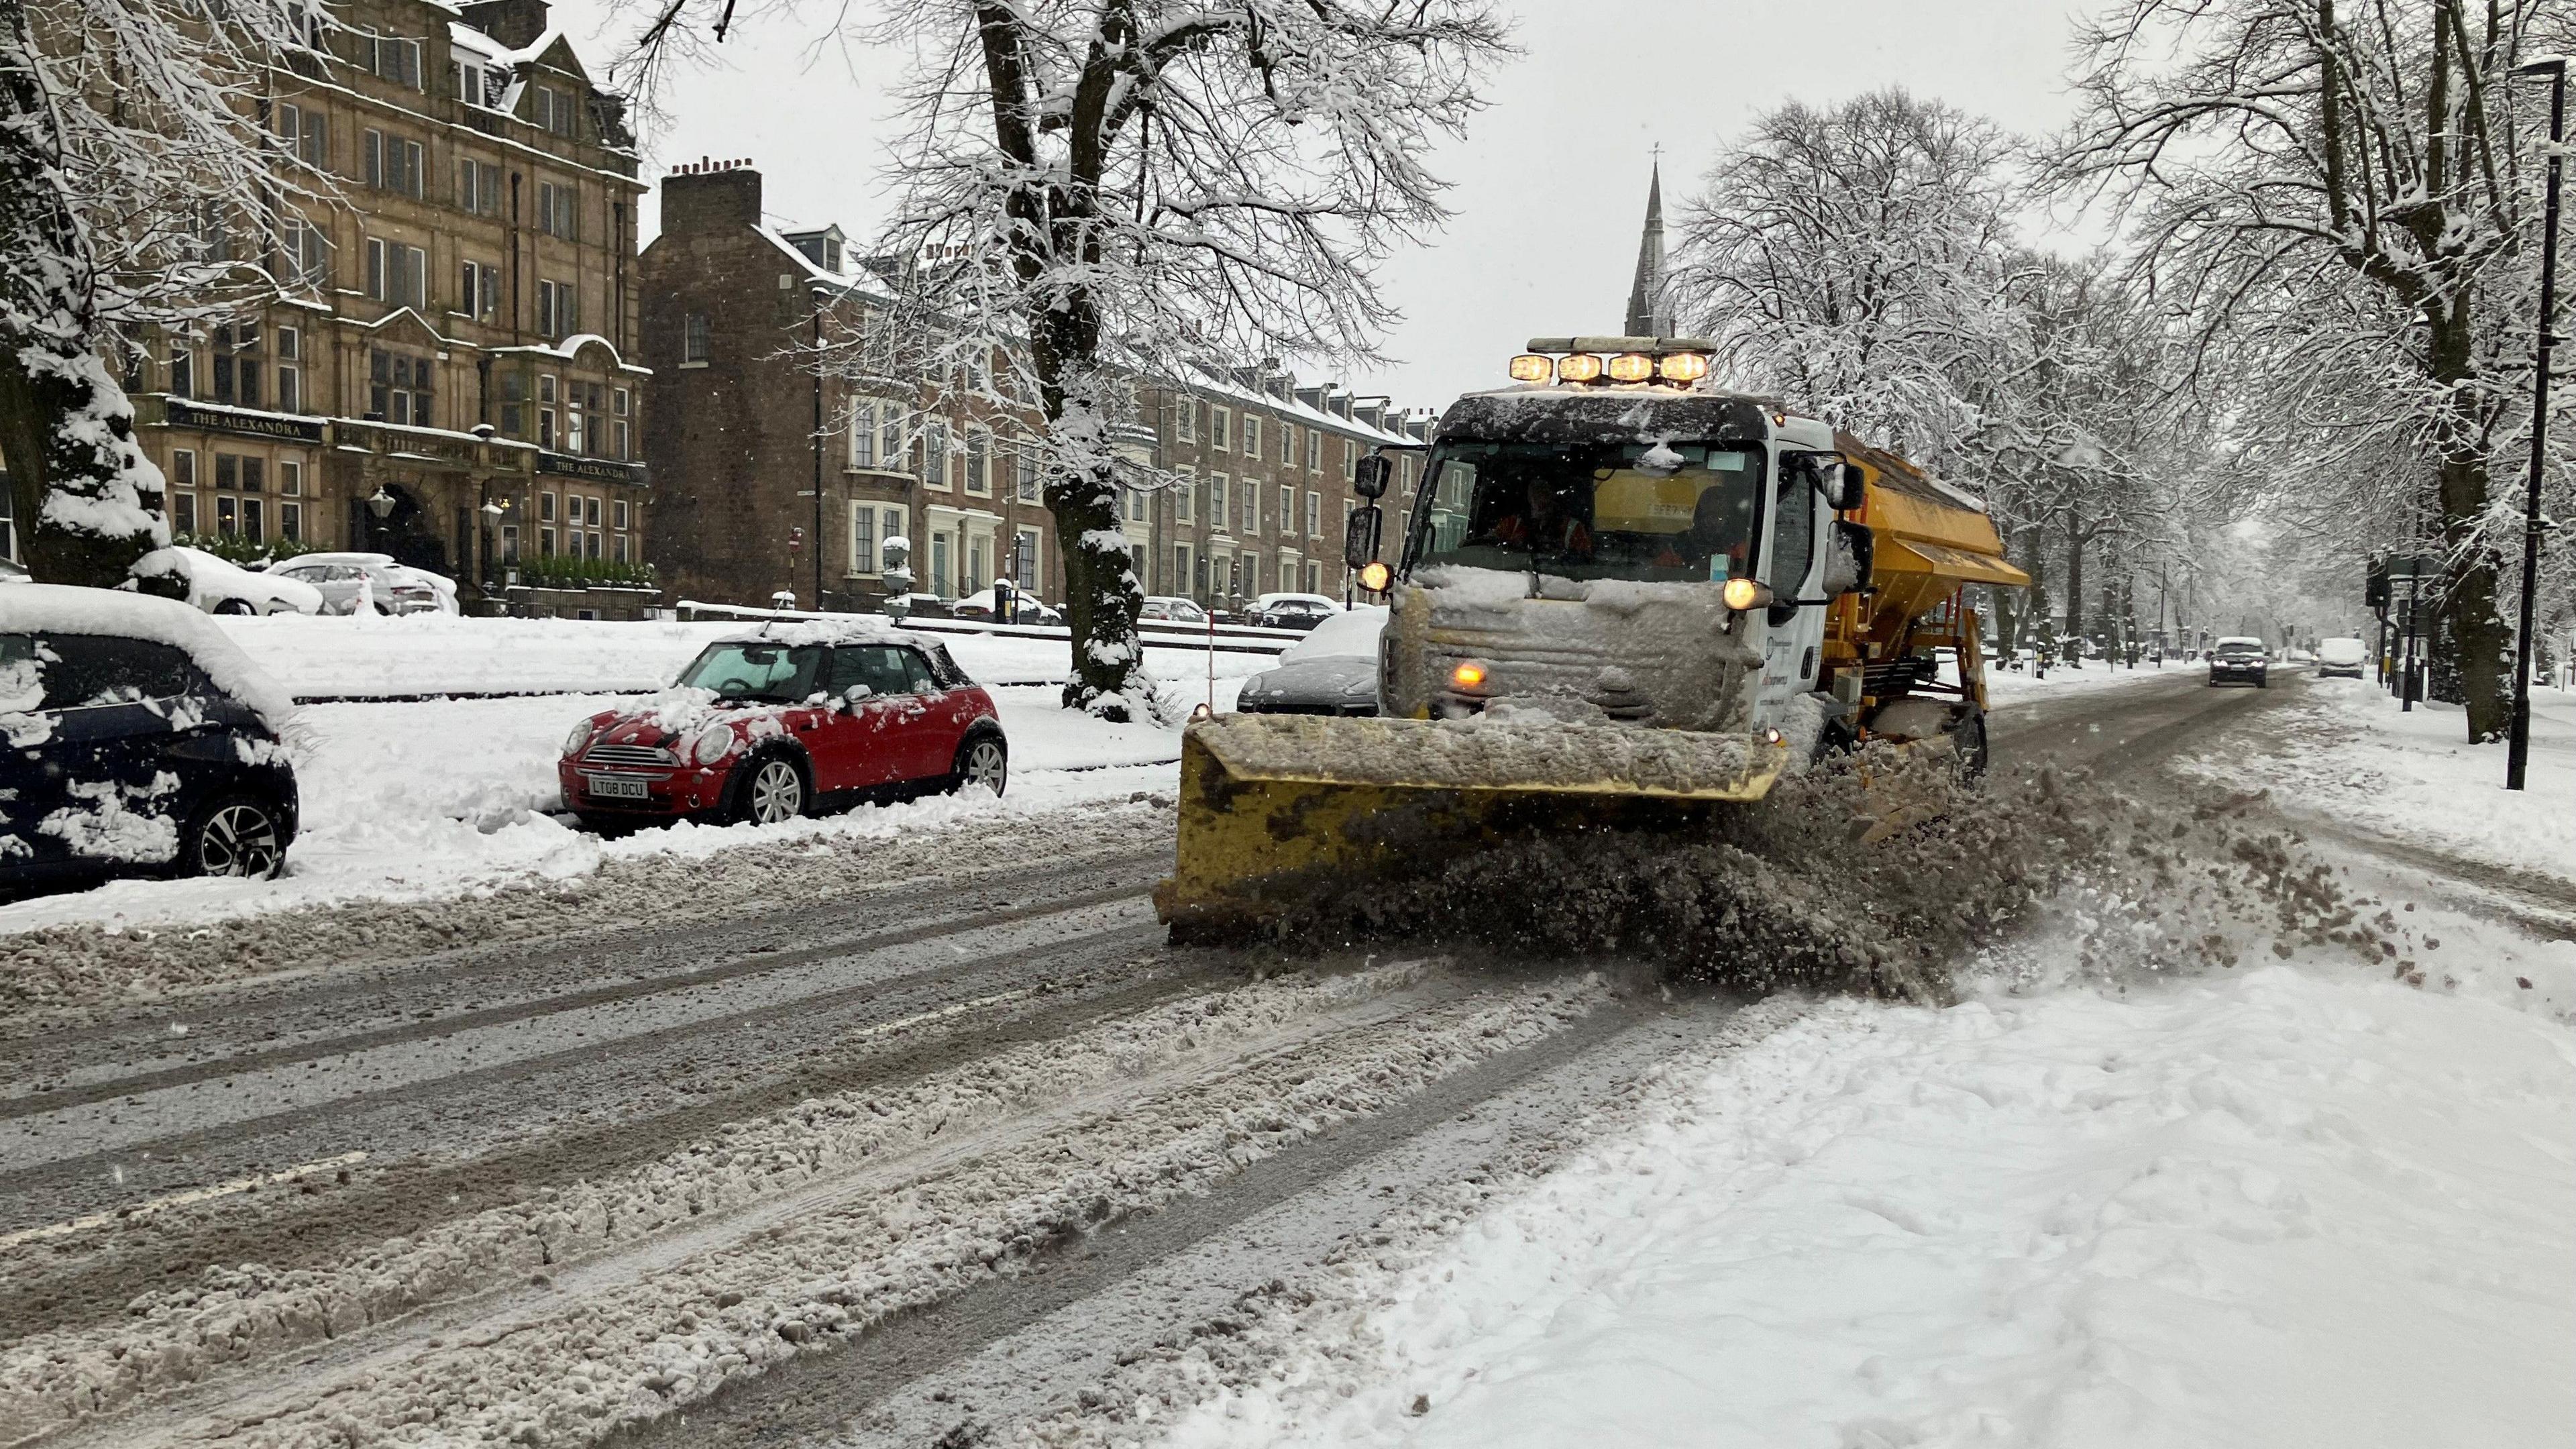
[586,773,651,801]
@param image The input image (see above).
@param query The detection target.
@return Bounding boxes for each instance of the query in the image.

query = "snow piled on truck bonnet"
[0,584,294,728]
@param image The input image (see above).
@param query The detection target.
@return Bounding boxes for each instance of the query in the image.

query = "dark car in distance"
[2,586,300,897]
[2208,636,2270,688]
[561,623,1008,829]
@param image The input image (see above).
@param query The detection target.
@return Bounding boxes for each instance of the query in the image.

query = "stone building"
[640,161,1112,612]
[1130,366,1433,609]
[123,0,653,614]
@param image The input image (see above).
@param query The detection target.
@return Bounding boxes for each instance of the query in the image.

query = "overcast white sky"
[558,0,2090,407]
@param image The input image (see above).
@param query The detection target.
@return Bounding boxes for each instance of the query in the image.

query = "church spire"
[1623,157,1668,337]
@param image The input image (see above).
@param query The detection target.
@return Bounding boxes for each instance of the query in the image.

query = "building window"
[1279,486,1295,535]
[1211,407,1230,451]
[539,526,555,555]
[1174,543,1193,599]
[362,30,424,89]
[1175,398,1195,442]
[365,237,427,309]
[276,327,301,413]
[965,533,988,598]
[585,529,602,559]
[500,371,526,437]
[924,421,950,490]
[279,460,301,497]
[1175,467,1194,523]
[1305,559,1322,594]
[1242,480,1260,535]
[880,405,908,474]
[460,260,498,321]
[1307,429,1322,472]
[536,180,579,241]
[170,448,195,492]
[848,400,877,468]
[850,502,876,575]
[275,101,327,168]
[1014,443,1038,502]
[530,83,577,138]
[539,491,555,522]
[585,496,602,527]
[368,349,433,426]
[211,323,262,408]
[171,491,197,535]
[282,217,331,290]
[964,428,989,495]
[362,129,423,197]
[167,344,193,398]
[1014,525,1042,593]
[537,374,557,447]
[1306,490,1322,537]
[536,279,578,339]
[1243,415,1262,461]
[458,158,501,217]
[501,525,519,560]
[1210,472,1228,529]
[682,312,709,365]
[280,502,303,542]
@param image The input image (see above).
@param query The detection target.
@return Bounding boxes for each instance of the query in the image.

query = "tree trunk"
[2424,310,2510,737]
[1027,309,1150,720]
[2017,525,2046,653]
[0,0,170,588]
[2062,513,2086,645]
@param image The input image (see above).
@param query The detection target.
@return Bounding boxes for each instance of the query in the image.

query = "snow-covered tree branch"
[622,0,1507,718]
[1,0,325,588]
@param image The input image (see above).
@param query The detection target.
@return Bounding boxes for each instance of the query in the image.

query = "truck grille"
[583,744,676,769]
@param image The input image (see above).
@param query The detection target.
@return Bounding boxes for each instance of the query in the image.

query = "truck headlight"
[1721,578,1772,612]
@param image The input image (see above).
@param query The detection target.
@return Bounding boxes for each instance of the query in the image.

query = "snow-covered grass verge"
[0,677,1228,943]
[1983,657,2200,705]
[212,612,1277,697]
[0,967,1607,1448]
[2187,676,2576,888]
[1135,962,2575,1449]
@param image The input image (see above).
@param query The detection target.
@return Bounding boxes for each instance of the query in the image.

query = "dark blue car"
[2,585,299,897]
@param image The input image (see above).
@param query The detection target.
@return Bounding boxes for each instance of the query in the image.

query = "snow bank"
[1157,966,2576,1449]
[2204,679,2576,886]
[211,612,1277,698]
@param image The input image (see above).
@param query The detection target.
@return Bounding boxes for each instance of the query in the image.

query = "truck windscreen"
[1406,441,1764,584]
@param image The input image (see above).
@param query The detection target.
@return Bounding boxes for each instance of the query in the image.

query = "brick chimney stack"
[661,158,763,237]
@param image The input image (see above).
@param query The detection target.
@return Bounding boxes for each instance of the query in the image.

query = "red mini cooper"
[560,624,1008,829]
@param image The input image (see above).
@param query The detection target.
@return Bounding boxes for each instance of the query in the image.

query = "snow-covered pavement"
[1144,961,2575,1449]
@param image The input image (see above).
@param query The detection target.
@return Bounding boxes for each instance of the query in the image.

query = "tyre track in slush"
[0,845,1175,1099]
[0,936,1246,1344]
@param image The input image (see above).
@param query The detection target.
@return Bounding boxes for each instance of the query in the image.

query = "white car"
[0,557,28,585]
[2316,637,2368,679]
[1140,595,1209,625]
[949,585,1063,625]
[272,552,458,615]
[164,546,324,616]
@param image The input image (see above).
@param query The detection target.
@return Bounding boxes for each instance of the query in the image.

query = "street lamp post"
[2509,57,2567,791]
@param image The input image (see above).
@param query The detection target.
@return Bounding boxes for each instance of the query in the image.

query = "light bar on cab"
[1512,335,1715,388]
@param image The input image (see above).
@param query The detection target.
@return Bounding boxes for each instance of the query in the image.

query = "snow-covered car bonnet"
[0,583,297,728]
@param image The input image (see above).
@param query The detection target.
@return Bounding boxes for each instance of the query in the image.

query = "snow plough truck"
[1156,337,2031,941]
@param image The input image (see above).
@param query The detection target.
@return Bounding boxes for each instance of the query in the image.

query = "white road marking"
[0,1150,370,1250]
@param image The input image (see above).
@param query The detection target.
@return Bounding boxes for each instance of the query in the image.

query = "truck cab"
[1383,338,1854,749]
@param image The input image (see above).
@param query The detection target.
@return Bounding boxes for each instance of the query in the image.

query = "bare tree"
[1667,89,2029,478]
[2058,0,2565,739]
[1,0,321,586]
[622,1,1506,719]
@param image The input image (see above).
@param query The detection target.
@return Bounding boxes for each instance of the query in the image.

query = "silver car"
[272,553,452,615]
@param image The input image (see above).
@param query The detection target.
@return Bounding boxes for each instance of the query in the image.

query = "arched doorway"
[352,481,449,573]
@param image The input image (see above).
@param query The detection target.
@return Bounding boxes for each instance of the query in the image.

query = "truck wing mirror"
[1353,454,1393,499]
[1827,460,1867,511]
[1821,520,1873,597]
[1344,504,1383,569]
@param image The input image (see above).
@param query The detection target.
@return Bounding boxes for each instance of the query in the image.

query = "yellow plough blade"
[1156,714,1788,942]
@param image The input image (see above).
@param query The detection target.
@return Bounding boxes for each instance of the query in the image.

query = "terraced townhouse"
[125,0,655,615]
